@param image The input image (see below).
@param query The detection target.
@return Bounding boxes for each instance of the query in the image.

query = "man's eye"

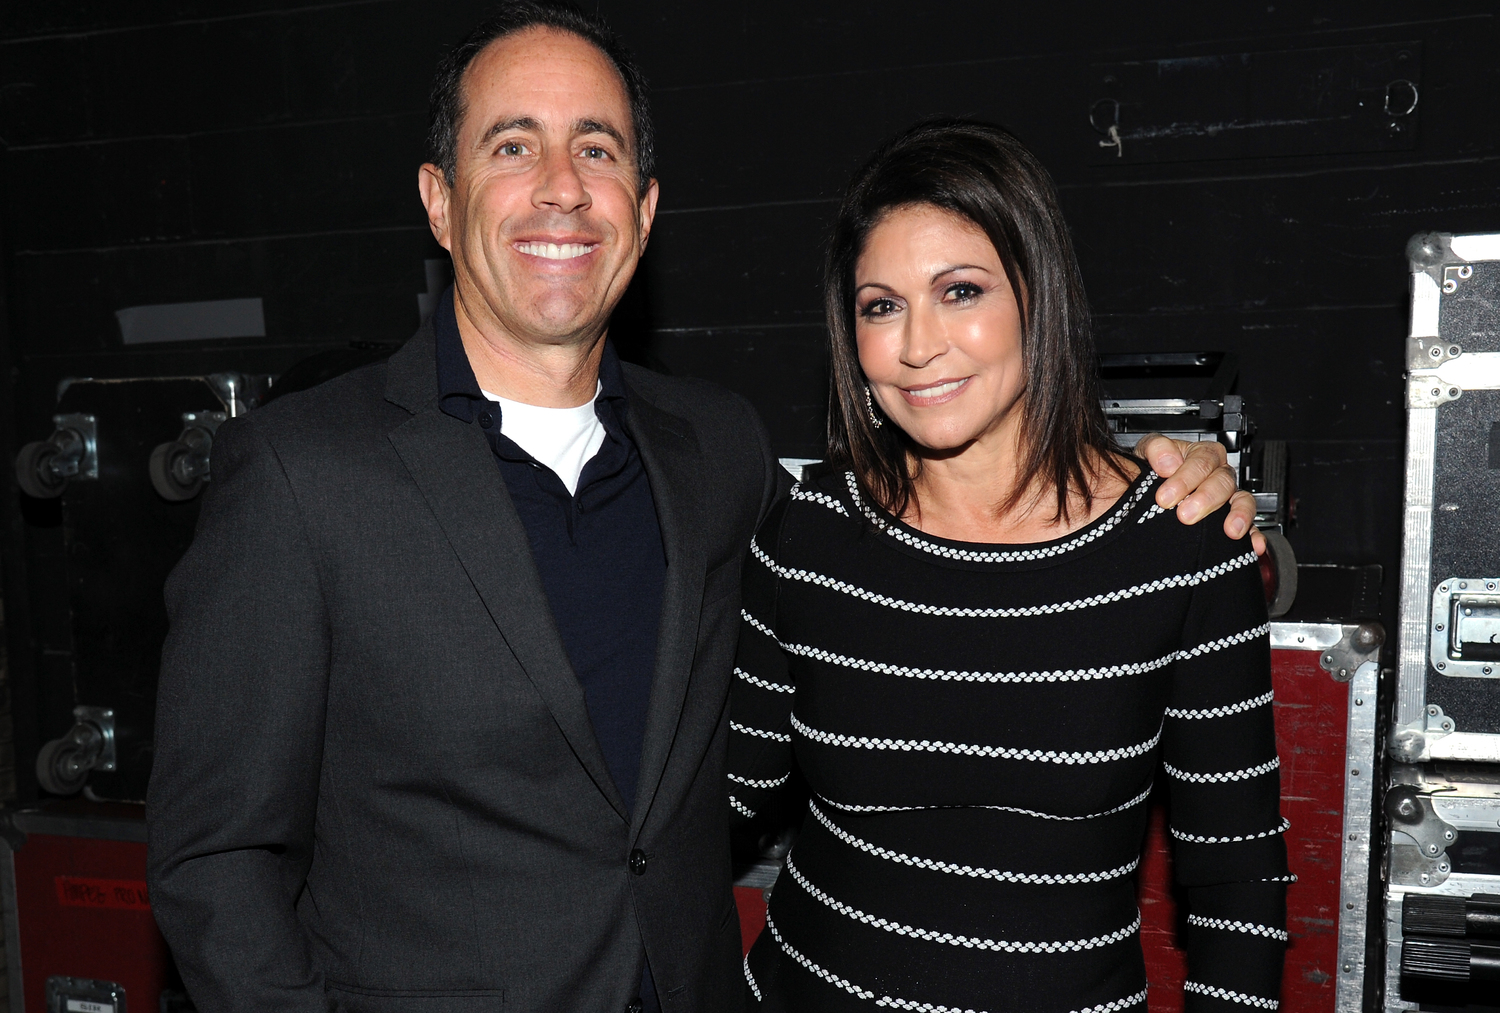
[945,282,983,303]
[860,298,899,318]
[581,146,609,160]
[498,141,529,156]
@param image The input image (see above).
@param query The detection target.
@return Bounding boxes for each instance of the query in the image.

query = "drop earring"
[865,385,883,429]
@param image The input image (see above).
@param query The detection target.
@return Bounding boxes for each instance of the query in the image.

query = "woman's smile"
[898,376,972,405]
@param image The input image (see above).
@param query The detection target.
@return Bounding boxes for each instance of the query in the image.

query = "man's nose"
[532,146,591,215]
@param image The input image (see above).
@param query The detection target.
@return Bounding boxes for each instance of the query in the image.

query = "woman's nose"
[900,304,947,368]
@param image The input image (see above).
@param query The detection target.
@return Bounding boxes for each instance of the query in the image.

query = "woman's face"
[854,204,1026,455]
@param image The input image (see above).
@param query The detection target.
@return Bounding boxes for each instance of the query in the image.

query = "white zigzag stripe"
[743,954,762,1001]
[743,610,776,639]
[785,854,1141,954]
[746,619,1265,687]
[1137,503,1168,524]
[751,536,1257,620]
[1171,816,1290,844]
[729,771,790,789]
[729,796,756,818]
[1183,982,1279,1009]
[780,640,1175,685]
[822,786,1146,822]
[732,720,791,743]
[1166,688,1274,720]
[791,485,850,516]
[763,911,1146,1013]
[1164,756,1279,783]
[1186,914,1289,941]
[793,713,1162,766]
[808,798,1140,884]
[736,666,794,693]
[1177,623,1271,660]
[846,470,1156,563]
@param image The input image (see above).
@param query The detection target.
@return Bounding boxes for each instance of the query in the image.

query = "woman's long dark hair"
[824,118,1127,523]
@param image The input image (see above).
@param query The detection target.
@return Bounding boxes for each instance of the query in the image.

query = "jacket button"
[477,411,493,428]
[629,849,648,876]
[627,1000,643,1013]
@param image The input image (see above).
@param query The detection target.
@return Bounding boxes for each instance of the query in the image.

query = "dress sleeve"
[1163,508,1290,1011]
[726,496,796,828]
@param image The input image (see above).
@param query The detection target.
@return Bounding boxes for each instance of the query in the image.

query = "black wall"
[2,2,1498,795]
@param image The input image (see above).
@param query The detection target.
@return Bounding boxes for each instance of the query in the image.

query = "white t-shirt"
[481,382,606,497]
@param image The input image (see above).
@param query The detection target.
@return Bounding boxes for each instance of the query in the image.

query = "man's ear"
[638,177,660,252]
[418,163,455,251]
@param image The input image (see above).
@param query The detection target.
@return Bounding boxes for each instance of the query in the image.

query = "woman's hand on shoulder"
[1136,434,1266,556]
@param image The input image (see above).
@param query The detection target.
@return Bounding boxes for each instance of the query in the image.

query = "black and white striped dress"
[729,467,1288,1013]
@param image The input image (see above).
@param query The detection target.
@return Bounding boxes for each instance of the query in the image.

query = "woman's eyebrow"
[854,282,897,295]
[930,263,989,283]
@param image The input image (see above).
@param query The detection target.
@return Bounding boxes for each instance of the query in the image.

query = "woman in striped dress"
[729,120,1288,1013]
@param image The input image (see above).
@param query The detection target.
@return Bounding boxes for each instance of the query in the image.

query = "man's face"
[420,28,658,348]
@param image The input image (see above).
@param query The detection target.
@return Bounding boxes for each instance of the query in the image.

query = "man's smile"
[514,240,600,260]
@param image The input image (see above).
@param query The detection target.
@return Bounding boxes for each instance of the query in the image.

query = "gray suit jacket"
[146,324,782,1013]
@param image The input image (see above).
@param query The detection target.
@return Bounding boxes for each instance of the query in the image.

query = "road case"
[1383,231,1500,1012]
[0,801,185,1012]
[1390,231,1500,763]
[14,374,266,804]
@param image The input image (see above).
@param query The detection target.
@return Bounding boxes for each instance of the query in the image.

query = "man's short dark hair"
[426,1,655,196]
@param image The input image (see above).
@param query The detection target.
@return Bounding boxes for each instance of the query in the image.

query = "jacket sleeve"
[726,496,796,830]
[1163,508,1290,1012]
[146,417,331,1013]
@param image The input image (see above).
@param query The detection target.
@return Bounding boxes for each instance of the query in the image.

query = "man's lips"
[514,240,600,261]
[897,377,972,406]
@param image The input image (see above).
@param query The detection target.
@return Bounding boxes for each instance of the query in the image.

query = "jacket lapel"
[384,332,629,822]
[624,384,709,841]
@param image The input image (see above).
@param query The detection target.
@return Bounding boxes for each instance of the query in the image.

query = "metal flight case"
[1385,231,1500,1011]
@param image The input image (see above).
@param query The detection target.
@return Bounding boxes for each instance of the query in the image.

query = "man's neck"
[452,285,605,409]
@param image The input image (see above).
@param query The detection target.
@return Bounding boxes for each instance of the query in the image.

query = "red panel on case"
[1139,646,1348,1013]
[55,876,152,911]
[14,833,169,1012]
[734,885,768,954]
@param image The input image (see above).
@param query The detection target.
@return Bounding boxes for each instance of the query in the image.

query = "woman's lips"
[897,377,971,407]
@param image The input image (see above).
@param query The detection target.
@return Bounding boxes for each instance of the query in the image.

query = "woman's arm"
[726,498,798,828]
[1163,507,1289,1011]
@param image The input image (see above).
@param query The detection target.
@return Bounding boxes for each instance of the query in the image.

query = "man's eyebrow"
[574,118,628,151]
[480,116,541,145]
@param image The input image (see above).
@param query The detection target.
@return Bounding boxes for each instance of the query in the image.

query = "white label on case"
[66,1002,113,1013]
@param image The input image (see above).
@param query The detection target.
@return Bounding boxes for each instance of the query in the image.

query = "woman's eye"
[945,282,983,303]
[860,298,899,318]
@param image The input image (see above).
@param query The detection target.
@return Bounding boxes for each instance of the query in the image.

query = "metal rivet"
[1355,698,1364,705]
[1352,769,1360,776]
[1431,346,1443,357]
[1347,902,1355,909]
[1432,388,1442,397]
[1436,623,1445,631]
[1352,833,1360,841]
[1450,388,1460,397]
[1440,863,1450,873]
[1438,662,1447,670]
[1442,585,1450,592]
[1462,582,1469,589]
[1343,963,1353,973]
[1445,829,1456,839]
[1429,705,1441,715]
[1297,635,1305,643]
[1487,667,1494,676]
[1421,873,1431,884]
[1450,345,1461,356]
[1443,720,1453,730]
[1428,843,1440,854]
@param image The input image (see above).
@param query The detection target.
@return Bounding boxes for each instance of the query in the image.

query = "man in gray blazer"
[145,4,1256,1012]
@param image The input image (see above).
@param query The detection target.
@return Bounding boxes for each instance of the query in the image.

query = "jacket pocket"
[326,985,505,1012]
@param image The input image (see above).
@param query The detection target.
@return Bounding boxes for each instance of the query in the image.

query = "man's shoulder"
[619,363,757,439]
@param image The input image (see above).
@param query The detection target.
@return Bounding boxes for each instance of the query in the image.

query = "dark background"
[1,1,1497,799]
